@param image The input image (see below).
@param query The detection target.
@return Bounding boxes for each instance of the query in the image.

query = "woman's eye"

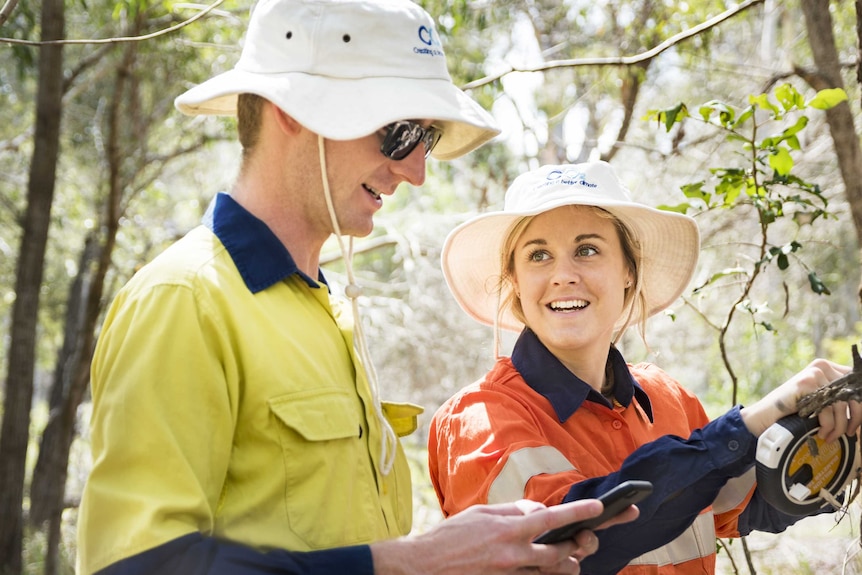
[528,250,549,262]
[576,245,598,257]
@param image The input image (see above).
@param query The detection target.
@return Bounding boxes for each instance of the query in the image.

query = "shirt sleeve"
[94,533,373,575]
[81,282,238,572]
[736,488,834,536]
[570,407,758,573]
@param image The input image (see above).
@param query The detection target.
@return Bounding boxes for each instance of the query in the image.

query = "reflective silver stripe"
[628,511,715,566]
[712,467,756,513]
[487,446,576,504]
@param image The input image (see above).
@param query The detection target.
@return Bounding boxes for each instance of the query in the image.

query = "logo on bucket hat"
[418,25,442,47]
[415,24,445,56]
[544,168,599,188]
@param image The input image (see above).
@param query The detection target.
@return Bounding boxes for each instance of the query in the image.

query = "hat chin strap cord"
[317,135,398,476]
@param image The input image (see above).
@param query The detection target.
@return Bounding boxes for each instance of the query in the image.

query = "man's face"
[320,121,434,238]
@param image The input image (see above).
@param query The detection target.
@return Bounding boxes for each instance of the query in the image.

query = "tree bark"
[27,235,99,575]
[857,0,862,109]
[27,20,139,573]
[799,0,862,249]
[0,0,65,572]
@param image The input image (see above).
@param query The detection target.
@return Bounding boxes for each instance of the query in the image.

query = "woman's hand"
[740,359,862,439]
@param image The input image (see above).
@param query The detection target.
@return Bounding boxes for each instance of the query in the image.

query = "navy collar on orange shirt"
[203,192,326,293]
[511,328,654,424]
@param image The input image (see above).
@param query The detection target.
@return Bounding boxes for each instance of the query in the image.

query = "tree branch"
[461,0,766,90]
[0,0,225,46]
[0,0,17,27]
[320,235,400,265]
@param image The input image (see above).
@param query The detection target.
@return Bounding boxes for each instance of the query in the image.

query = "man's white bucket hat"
[175,0,500,160]
[442,161,701,333]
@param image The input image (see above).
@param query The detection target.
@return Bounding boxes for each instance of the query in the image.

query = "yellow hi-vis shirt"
[77,200,419,574]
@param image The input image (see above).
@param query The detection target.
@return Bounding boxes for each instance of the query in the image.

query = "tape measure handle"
[755,415,818,470]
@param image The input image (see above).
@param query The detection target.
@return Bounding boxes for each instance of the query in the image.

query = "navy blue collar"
[510,329,653,423]
[203,193,325,293]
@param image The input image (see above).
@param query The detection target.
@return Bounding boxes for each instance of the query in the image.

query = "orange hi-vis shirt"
[429,331,770,575]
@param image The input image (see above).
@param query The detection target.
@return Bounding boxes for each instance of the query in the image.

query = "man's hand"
[371,498,638,575]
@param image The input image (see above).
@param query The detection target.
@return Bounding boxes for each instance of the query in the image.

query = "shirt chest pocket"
[269,389,361,441]
[268,389,384,548]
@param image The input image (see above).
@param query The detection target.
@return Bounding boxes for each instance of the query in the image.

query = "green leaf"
[808,272,831,295]
[716,178,743,206]
[663,103,688,131]
[679,182,711,207]
[769,147,794,175]
[704,267,747,283]
[750,93,779,116]
[692,267,748,294]
[807,88,848,110]
[786,135,801,151]
[647,103,689,132]
[775,83,804,111]
[658,202,694,214]
[699,100,735,126]
[733,106,755,128]
[759,135,778,149]
[782,115,809,138]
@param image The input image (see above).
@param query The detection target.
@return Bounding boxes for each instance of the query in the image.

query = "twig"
[742,536,758,575]
[0,0,225,46]
[716,538,741,574]
[461,0,766,90]
[0,0,18,27]
[797,344,862,417]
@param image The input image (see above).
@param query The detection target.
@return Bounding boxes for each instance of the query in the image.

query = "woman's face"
[511,205,633,361]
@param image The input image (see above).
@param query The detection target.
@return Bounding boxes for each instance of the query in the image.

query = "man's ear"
[270,103,302,135]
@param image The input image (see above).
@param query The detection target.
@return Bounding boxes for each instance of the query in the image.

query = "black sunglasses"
[379,120,443,161]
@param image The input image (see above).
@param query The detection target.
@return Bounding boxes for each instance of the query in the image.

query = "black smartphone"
[533,480,653,544]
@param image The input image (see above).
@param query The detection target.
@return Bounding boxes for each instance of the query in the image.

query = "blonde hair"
[496,206,649,345]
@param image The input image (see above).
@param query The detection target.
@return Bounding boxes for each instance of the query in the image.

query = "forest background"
[2,0,862,573]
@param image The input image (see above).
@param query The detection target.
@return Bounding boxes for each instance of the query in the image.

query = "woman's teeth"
[549,299,588,311]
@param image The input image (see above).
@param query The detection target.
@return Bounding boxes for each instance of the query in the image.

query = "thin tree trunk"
[28,235,99,575]
[799,0,862,247]
[0,0,65,571]
[28,20,139,572]
[857,0,862,110]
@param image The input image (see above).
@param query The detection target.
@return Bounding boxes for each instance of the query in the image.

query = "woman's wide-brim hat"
[442,161,701,332]
[174,0,500,161]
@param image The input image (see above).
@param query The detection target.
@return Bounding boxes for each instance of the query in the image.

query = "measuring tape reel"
[755,414,858,515]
